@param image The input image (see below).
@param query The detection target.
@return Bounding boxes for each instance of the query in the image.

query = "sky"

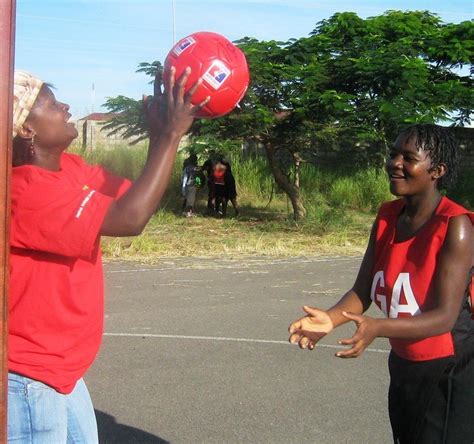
[13,0,474,120]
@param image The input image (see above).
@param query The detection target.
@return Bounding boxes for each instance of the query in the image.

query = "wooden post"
[0,0,16,440]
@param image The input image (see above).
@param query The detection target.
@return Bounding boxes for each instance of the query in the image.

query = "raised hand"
[288,306,334,350]
[335,312,379,358]
[143,67,210,141]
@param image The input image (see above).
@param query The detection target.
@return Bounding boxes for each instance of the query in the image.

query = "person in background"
[182,152,195,169]
[212,160,227,216]
[289,124,473,443]
[181,153,199,217]
[222,157,239,217]
[8,68,208,443]
[202,149,217,215]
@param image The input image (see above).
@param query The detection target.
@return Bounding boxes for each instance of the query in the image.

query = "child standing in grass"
[289,124,473,443]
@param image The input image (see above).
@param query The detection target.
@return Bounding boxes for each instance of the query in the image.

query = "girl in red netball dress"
[289,124,473,443]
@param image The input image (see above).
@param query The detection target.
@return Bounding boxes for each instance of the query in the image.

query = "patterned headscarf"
[13,70,44,138]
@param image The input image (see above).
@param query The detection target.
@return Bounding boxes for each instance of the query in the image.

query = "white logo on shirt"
[75,190,96,219]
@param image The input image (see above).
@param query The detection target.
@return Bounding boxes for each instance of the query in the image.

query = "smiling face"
[385,133,442,198]
[24,85,78,151]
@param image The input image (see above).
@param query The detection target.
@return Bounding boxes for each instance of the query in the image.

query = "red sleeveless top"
[371,197,473,361]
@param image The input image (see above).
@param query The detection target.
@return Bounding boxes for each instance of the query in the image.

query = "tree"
[103,11,473,220]
[192,37,314,219]
[298,11,473,145]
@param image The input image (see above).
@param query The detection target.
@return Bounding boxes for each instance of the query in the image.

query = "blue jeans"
[8,373,98,443]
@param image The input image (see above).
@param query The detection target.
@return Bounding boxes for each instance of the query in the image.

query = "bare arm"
[101,68,208,237]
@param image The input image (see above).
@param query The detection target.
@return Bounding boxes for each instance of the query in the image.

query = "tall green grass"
[327,169,393,211]
[227,155,274,204]
[299,163,392,216]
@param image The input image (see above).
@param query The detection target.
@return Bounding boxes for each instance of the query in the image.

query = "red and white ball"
[164,32,249,118]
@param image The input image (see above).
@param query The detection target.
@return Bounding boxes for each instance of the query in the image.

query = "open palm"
[288,306,334,349]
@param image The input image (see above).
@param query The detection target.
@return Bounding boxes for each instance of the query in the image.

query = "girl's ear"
[431,163,447,180]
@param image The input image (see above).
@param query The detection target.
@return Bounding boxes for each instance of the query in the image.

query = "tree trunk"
[263,142,306,220]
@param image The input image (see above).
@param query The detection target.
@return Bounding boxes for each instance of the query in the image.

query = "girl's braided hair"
[398,123,459,189]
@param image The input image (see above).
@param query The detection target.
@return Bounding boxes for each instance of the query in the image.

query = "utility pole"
[0,0,16,441]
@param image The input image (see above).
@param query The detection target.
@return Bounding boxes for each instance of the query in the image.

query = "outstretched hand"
[335,312,379,358]
[288,306,334,350]
[143,67,210,140]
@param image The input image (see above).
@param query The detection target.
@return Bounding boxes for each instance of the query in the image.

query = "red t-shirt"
[371,197,473,361]
[9,153,131,393]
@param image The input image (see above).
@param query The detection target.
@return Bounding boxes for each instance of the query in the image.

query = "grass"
[68,142,469,262]
[101,206,373,262]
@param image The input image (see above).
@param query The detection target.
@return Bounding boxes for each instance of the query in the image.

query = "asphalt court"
[87,256,393,443]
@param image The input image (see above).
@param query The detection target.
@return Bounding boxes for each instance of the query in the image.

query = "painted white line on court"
[103,332,389,354]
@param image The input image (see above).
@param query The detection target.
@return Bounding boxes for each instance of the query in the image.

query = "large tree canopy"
[103,10,473,219]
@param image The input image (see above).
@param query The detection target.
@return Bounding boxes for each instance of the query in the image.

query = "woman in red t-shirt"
[8,68,209,443]
[289,124,473,443]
